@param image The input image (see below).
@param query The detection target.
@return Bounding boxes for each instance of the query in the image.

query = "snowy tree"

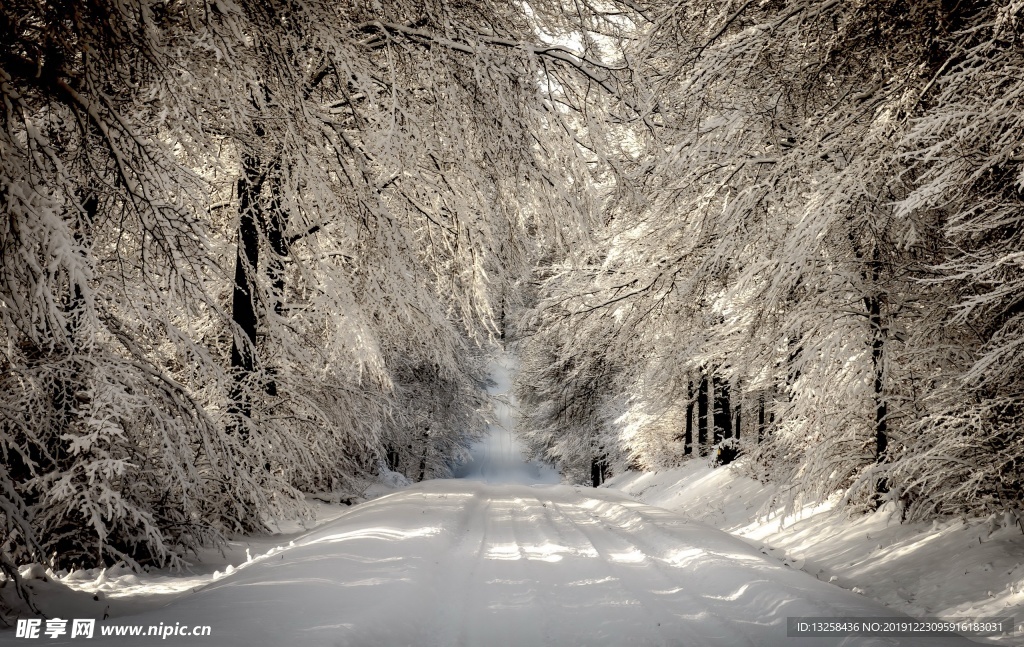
[1,0,238,582]
[516,271,629,484]
[889,0,1024,519]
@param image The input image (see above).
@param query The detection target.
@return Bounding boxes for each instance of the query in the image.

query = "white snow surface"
[605,462,1024,646]
[16,481,979,646]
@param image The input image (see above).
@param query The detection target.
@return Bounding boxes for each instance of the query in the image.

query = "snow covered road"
[49,480,979,646]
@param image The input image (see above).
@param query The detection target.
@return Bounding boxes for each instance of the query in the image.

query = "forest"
[2,0,1023,618]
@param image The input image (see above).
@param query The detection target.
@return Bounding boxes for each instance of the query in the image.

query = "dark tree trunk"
[229,152,289,413]
[229,153,263,426]
[857,239,889,496]
[866,290,888,495]
[713,375,737,465]
[697,372,709,457]
[499,292,506,342]
[734,401,741,441]
[757,394,767,443]
[849,228,889,493]
[683,378,694,455]
[385,445,400,472]
[868,295,887,461]
[713,375,732,442]
[418,428,429,482]
[225,154,279,531]
[591,453,608,487]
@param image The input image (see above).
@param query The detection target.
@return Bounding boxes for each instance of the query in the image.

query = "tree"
[2,0,239,583]
[888,0,1024,519]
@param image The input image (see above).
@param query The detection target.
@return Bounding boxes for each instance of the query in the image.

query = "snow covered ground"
[604,462,1024,646]
[4,481,986,646]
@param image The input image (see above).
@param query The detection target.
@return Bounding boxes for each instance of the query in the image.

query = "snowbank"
[604,461,1024,645]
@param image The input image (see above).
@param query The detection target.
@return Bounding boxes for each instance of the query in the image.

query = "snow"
[0,497,364,626]
[604,460,1024,645]
[9,481,981,646]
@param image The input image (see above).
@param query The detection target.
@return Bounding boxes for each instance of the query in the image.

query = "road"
[50,480,979,646]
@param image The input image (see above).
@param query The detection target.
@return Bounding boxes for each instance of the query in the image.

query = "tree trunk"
[734,401,741,441]
[591,453,608,487]
[866,290,888,494]
[229,153,263,427]
[713,374,731,443]
[227,152,284,532]
[859,238,889,496]
[500,291,506,342]
[418,428,430,482]
[230,153,289,412]
[385,445,400,472]
[757,394,767,443]
[683,378,694,455]
[697,371,709,457]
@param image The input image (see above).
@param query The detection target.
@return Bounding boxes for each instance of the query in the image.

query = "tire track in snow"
[578,496,890,638]
[432,489,492,647]
[457,493,545,646]
[548,496,749,647]
[544,496,682,645]
[528,491,651,646]
[504,493,564,645]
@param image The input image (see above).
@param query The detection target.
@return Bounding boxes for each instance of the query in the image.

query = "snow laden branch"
[353,20,641,114]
